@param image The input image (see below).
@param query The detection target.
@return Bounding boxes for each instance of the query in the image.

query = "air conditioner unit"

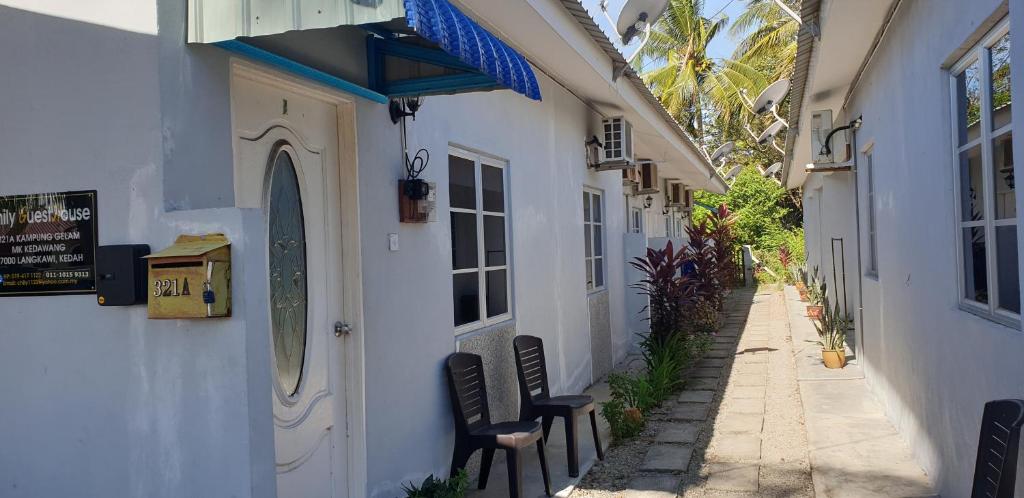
[666,181,684,207]
[637,160,659,194]
[601,116,634,164]
[810,109,851,165]
[622,165,641,187]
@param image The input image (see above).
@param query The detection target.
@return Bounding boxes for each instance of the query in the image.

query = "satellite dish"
[763,162,782,177]
[757,120,787,145]
[725,165,743,181]
[753,79,790,115]
[710,141,735,163]
[616,0,670,45]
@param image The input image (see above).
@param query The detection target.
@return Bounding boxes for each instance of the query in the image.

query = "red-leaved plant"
[629,240,698,345]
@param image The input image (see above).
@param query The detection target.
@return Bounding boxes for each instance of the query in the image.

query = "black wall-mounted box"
[96,244,150,306]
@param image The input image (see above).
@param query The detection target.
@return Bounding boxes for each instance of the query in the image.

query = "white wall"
[0,2,275,497]
[803,1,1024,495]
[353,71,634,497]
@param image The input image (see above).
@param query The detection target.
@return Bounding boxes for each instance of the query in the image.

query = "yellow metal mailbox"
[145,233,231,319]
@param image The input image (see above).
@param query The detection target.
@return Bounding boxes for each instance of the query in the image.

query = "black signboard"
[0,191,98,296]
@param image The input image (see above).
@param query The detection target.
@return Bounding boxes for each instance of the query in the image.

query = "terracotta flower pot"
[806,305,823,319]
[821,349,846,369]
[795,282,807,292]
[798,290,809,301]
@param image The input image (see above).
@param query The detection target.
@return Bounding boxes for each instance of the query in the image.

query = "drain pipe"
[847,117,866,359]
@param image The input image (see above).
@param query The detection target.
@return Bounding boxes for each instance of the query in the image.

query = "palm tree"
[634,0,726,141]
[730,0,799,80]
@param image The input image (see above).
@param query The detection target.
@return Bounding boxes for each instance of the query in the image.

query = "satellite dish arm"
[772,0,802,25]
[626,24,652,63]
[599,0,621,36]
[770,138,785,154]
[770,105,789,128]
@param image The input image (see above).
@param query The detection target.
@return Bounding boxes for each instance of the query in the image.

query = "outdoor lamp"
[644,195,653,209]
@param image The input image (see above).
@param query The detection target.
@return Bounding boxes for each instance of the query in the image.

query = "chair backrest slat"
[513,335,550,408]
[972,399,1024,498]
[446,353,491,433]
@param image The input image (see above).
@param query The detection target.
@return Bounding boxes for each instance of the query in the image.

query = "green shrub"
[402,469,469,498]
[600,398,645,440]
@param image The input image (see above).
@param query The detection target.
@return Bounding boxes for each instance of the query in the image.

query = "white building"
[0,1,724,497]
[785,0,1024,495]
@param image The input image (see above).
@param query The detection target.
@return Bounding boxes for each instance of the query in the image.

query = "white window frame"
[863,146,879,277]
[630,206,643,234]
[949,17,1019,327]
[584,187,605,292]
[449,147,513,334]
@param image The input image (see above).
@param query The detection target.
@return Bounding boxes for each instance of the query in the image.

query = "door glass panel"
[582,192,591,222]
[990,33,1011,130]
[992,131,1015,219]
[962,226,988,304]
[268,150,308,397]
[956,60,982,145]
[996,225,1020,313]
[594,257,604,288]
[453,272,480,326]
[960,145,985,221]
[483,215,506,266]
[592,194,602,222]
[593,224,603,257]
[450,212,478,270]
[482,165,505,213]
[449,155,476,209]
[485,269,508,317]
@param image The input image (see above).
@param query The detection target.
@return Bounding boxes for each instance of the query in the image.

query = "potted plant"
[806,279,826,320]
[814,297,848,369]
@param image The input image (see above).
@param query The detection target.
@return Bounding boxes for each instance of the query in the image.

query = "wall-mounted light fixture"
[644,195,653,209]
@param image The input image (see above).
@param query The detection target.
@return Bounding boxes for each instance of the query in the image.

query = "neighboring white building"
[784,0,1024,495]
[0,1,723,497]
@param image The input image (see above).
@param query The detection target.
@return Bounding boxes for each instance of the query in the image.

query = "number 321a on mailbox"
[145,233,231,319]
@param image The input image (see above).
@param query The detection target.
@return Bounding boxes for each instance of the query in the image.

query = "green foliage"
[402,470,469,498]
[814,296,849,351]
[600,398,645,440]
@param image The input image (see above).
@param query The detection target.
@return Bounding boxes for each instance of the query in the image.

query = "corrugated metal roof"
[781,0,820,188]
[556,0,727,192]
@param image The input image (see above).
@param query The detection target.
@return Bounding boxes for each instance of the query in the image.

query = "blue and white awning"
[403,0,542,100]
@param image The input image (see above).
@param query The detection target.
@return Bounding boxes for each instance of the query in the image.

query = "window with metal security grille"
[950,17,1019,326]
[449,148,512,332]
[583,188,605,291]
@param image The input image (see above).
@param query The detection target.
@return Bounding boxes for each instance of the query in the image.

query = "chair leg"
[450,443,472,479]
[566,414,580,477]
[589,409,605,461]
[478,448,495,489]
[536,439,552,497]
[505,448,523,498]
[542,415,554,442]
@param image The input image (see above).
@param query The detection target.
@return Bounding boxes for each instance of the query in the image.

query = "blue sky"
[579,0,746,62]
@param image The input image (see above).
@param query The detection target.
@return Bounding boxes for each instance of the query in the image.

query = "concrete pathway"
[783,286,936,498]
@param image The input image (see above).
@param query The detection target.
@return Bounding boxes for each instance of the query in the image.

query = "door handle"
[334,321,353,337]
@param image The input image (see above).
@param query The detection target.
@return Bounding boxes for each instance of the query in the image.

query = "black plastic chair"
[972,399,1024,498]
[445,352,551,498]
[513,335,604,478]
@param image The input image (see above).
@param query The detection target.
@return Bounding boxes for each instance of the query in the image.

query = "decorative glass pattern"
[268,150,308,397]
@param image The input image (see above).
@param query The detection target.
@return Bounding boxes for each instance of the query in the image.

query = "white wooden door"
[234,73,349,498]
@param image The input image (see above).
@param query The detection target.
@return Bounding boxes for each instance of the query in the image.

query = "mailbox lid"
[145,233,230,259]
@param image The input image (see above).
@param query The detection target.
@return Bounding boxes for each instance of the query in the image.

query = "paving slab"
[641,445,693,472]
[724,397,765,415]
[711,335,735,344]
[654,422,701,444]
[731,373,767,387]
[708,433,761,462]
[705,462,759,492]
[623,476,681,498]
[696,358,727,368]
[691,367,721,379]
[724,385,765,399]
[715,413,763,433]
[704,349,732,359]
[677,390,714,403]
[732,363,768,376]
[686,377,720,390]
[737,340,768,350]
[735,354,768,364]
[669,402,709,421]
